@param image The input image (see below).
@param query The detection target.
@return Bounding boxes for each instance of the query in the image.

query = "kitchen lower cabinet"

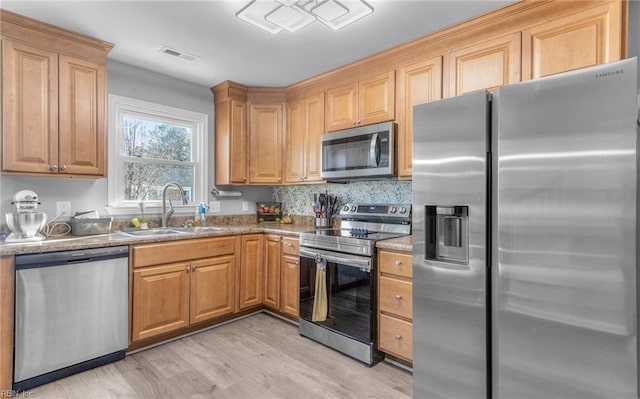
[263,235,299,319]
[239,234,264,309]
[131,236,237,343]
[377,249,413,363]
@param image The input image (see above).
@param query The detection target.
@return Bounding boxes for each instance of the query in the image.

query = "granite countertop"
[0,223,314,256]
[376,235,412,253]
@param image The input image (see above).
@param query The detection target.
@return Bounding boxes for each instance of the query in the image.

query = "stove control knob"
[399,207,407,214]
[390,207,397,214]
[350,205,357,212]
[342,205,350,212]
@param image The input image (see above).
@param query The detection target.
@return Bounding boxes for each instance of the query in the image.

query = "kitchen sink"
[119,228,186,237]
[175,226,226,233]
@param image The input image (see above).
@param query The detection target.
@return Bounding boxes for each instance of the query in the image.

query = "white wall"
[0,60,271,220]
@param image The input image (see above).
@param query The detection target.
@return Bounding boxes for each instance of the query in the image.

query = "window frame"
[107,94,208,215]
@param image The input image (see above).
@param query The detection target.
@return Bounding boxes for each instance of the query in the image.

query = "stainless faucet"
[161,182,188,228]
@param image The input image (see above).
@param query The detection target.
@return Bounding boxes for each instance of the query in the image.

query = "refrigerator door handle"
[423,258,470,271]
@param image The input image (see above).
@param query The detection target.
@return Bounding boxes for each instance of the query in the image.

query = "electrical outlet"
[56,201,71,217]
[242,201,249,212]
[209,201,221,213]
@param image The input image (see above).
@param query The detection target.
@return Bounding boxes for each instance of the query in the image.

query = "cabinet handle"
[395,294,402,300]
[50,165,58,171]
[395,260,402,266]
[395,334,402,340]
[60,164,67,172]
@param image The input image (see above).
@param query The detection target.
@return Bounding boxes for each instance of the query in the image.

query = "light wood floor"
[32,313,413,398]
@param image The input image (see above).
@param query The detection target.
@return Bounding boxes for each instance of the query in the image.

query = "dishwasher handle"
[15,245,129,270]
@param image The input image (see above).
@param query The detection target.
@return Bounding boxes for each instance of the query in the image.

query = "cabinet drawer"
[379,251,412,278]
[281,237,299,256]
[379,276,413,319]
[379,314,413,361]
[132,236,236,268]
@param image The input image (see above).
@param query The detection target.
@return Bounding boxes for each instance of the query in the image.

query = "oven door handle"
[299,247,372,271]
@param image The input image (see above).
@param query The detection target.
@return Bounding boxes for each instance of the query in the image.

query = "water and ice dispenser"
[425,206,469,264]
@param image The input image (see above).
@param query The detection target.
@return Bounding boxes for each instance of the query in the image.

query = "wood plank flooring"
[32,313,413,398]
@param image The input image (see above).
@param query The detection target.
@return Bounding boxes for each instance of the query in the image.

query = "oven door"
[299,247,374,344]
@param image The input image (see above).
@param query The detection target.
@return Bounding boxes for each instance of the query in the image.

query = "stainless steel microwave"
[320,122,395,181]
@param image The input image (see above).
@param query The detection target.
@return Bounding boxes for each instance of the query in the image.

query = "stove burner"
[349,228,370,238]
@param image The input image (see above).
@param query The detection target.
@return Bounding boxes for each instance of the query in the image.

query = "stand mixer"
[5,190,47,242]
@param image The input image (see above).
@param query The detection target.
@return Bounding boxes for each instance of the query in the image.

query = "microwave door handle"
[369,133,379,167]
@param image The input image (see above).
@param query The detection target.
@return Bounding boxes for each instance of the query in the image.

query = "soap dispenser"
[198,203,207,226]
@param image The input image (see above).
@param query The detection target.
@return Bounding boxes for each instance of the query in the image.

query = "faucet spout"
[161,182,188,228]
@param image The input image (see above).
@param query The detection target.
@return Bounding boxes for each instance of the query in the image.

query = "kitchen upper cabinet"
[521,1,624,81]
[447,32,521,96]
[212,81,249,184]
[1,11,112,177]
[285,92,324,183]
[239,234,264,309]
[396,56,443,178]
[326,70,395,132]
[249,104,283,184]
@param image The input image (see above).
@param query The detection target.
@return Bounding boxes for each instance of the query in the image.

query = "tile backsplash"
[272,180,412,216]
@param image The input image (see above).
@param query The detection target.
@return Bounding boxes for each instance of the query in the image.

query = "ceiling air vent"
[159,46,200,62]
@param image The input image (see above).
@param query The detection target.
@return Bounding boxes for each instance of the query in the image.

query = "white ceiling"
[2,0,514,88]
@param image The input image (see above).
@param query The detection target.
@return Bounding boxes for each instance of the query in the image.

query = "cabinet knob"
[192,265,197,271]
[274,239,280,243]
[395,260,402,266]
[395,294,402,300]
[60,164,67,172]
[352,121,357,126]
[299,176,304,181]
[278,177,282,182]
[185,266,190,273]
[287,243,293,247]
[50,165,58,171]
[243,177,247,181]
[395,334,402,340]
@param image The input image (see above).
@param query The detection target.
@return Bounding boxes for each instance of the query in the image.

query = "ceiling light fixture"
[236,0,373,34]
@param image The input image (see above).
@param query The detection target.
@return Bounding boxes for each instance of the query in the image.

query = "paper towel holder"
[210,186,242,198]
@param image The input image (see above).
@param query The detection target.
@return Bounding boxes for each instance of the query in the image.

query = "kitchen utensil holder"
[315,217,331,229]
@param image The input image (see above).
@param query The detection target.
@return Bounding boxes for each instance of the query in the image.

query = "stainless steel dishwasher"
[14,245,129,391]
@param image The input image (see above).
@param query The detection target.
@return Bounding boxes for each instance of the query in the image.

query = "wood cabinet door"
[229,99,248,183]
[285,99,305,183]
[214,98,248,185]
[58,55,105,176]
[280,254,300,319]
[396,57,443,178]
[358,70,395,126]
[132,262,190,341]
[263,235,281,309]
[239,234,264,309]
[304,92,325,182]
[190,255,236,324]
[522,2,623,81]
[249,104,283,184]
[326,82,358,131]
[447,32,521,96]
[2,40,59,174]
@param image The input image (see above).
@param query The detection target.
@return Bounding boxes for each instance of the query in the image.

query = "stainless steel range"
[298,203,411,365]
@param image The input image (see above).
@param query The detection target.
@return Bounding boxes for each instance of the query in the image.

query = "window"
[108,95,207,212]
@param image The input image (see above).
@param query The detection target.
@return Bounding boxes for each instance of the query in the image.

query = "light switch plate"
[209,201,221,213]
[56,201,71,217]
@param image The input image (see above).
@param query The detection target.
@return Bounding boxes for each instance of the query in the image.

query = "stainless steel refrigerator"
[412,57,638,398]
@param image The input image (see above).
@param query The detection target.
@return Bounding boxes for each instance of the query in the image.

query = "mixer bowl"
[6,212,47,238]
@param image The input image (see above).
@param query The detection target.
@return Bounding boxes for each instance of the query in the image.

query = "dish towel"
[312,258,328,322]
